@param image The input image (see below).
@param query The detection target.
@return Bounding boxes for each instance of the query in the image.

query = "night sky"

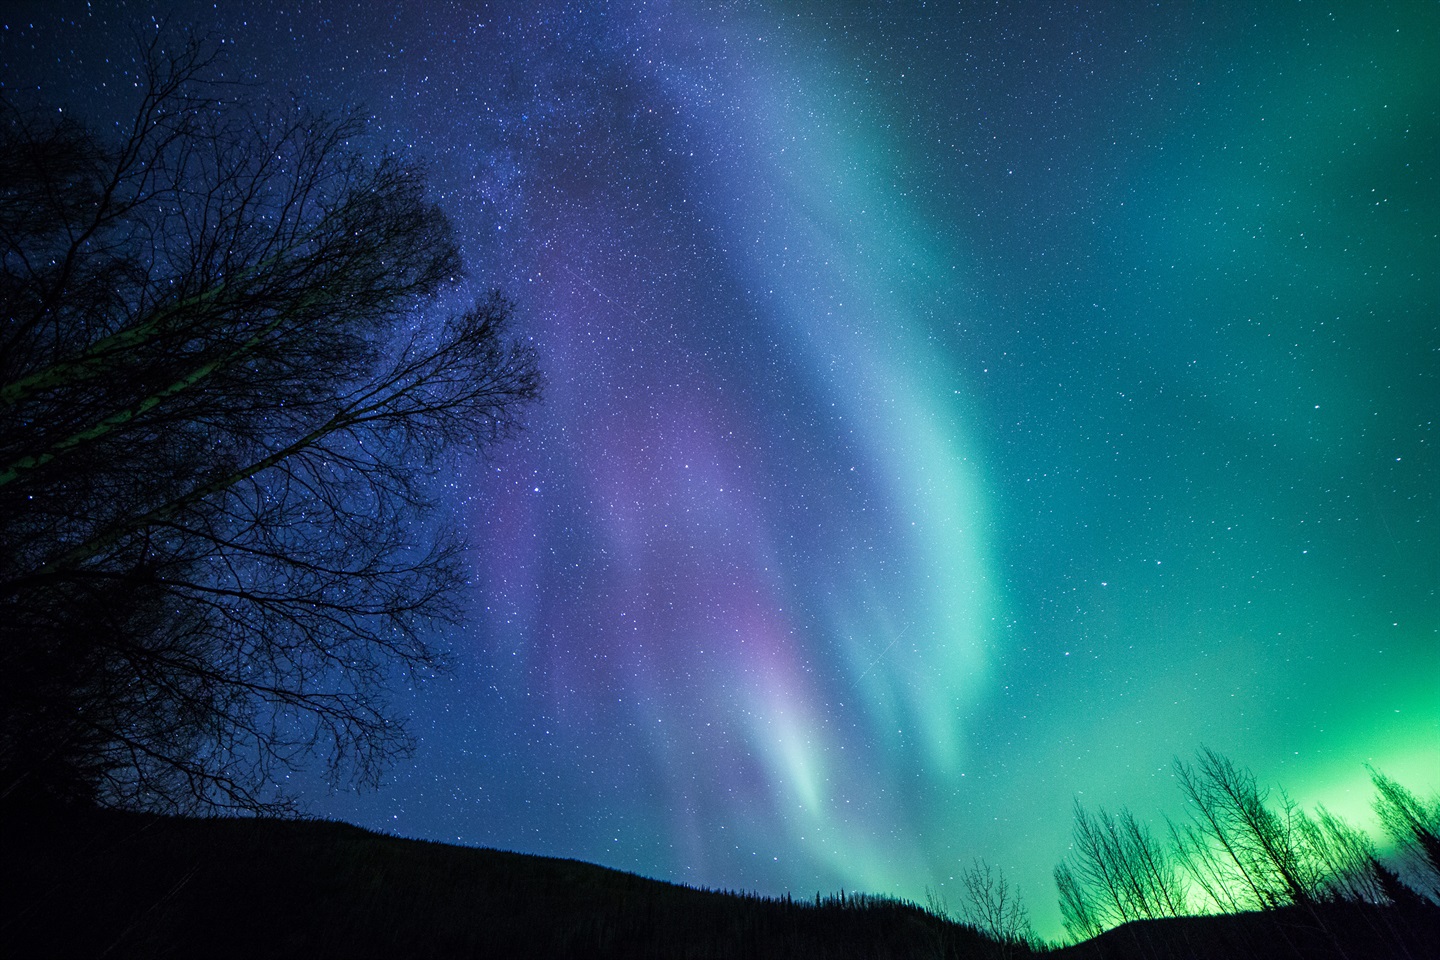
[5,0,1436,937]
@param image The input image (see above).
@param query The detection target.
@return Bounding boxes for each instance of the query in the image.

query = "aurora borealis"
[6,0,1436,938]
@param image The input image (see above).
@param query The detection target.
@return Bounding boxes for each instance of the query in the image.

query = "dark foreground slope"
[1049,904,1440,960]
[4,807,1436,959]
[1,806,995,960]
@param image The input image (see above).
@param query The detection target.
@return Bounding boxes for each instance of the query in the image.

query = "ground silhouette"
[5,805,1437,959]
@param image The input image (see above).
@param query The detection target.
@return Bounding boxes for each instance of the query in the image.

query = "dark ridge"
[5,806,1436,959]
[1,805,999,959]
[1050,904,1440,960]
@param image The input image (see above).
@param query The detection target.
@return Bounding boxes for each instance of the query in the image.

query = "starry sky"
[5,0,1436,938]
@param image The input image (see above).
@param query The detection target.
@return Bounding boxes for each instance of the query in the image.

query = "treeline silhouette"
[4,806,1000,960]
[4,751,1436,959]
[1040,750,1440,959]
[3,28,1432,960]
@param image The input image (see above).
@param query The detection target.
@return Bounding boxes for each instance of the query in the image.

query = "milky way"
[6,0,1435,937]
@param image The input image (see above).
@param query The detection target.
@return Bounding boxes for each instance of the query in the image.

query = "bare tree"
[1055,752,1440,952]
[1167,750,1376,958]
[1056,799,1189,935]
[1299,805,1387,905]
[1170,749,1329,911]
[1168,813,1251,915]
[0,34,539,812]
[1054,861,1105,943]
[1369,766,1440,901]
[954,858,1036,954]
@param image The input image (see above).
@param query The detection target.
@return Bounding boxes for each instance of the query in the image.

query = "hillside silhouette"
[3,805,994,959]
[5,805,1437,959]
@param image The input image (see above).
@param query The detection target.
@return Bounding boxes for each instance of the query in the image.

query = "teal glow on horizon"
[383,2,1439,940]
[22,0,1428,942]
[595,6,1438,934]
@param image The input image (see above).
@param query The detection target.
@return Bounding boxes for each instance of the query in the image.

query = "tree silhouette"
[955,858,1037,955]
[1170,748,1327,912]
[1054,799,1188,940]
[1370,766,1440,900]
[1054,749,1440,952]
[0,34,539,812]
